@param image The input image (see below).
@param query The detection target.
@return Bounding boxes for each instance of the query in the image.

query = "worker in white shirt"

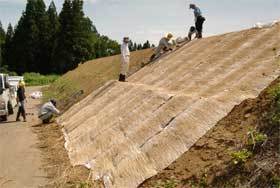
[38,99,60,124]
[119,37,130,82]
[150,33,173,61]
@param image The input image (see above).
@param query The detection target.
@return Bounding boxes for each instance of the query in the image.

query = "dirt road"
[0,87,47,188]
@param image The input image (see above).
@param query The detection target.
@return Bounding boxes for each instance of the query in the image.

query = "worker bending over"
[38,99,60,124]
[189,4,205,38]
[119,37,130,82]
[150,33,173,61]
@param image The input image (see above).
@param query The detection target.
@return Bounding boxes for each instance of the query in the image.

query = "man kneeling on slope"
[38,99,60,124]
[150,33,173,61]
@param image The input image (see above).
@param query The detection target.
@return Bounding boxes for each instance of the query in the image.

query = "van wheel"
[8,102,14,115]
[1,115,7,121]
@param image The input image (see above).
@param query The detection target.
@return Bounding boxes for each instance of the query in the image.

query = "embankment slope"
[58,24,280,188]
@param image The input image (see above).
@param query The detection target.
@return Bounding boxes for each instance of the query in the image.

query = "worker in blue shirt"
[189,4,206,38]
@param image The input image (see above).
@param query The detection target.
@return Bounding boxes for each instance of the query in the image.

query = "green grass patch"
[23,72,60,86]
[43,77,81,110]
[247,130,267,146]
[269,83,280,124]
[231,149,252,165]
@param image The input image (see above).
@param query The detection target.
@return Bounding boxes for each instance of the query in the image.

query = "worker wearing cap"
[189,4,205,38]
[38,99,60,124]
[119,37,130,82]
[150,33,173,61]
[16,80,26,122]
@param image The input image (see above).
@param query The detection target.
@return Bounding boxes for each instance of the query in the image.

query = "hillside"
[55,23,280,188]
[44,48,153,110]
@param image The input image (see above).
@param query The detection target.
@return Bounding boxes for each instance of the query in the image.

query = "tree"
[34,0,52,74]
[3,23,13,67]
[133,42,137,51]
[47,1,59,72]
[8,0,51,74]
[137,44,142,50]
[142,40,151,49]
[0,21,6,67]
[53,0,73,73]
[3,0,122,74]
[53,0,93,73]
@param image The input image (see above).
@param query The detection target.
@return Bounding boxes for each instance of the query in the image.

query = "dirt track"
[0,87,46,188]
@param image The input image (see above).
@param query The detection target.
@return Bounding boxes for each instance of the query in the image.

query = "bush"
[247,130,267,146]
[270,83,280,125]
[231,149,252,165]
[23,72,59,86]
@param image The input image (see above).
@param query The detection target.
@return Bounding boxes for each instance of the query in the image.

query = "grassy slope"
[44,48,153,110]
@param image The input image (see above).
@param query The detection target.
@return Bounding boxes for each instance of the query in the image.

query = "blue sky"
[0,0,279,44]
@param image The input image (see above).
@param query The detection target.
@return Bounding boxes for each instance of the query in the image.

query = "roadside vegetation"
[23,73,59,86]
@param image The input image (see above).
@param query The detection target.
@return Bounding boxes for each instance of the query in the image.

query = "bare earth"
[0,87,47,188]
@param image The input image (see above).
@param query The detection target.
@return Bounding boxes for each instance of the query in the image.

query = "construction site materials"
[57,24,280,188]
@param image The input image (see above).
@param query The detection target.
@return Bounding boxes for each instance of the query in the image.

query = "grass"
[23,72,59,86]
[153,179,178,188]
[269,83,280,124]
[231,149,252,165]
[247,130,267,146]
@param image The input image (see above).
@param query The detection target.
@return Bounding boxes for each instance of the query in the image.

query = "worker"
[38,99,60,124]
[119,37,130,82]
[150,33,173,61]
[16,80,26,122]
[189,4,205,38]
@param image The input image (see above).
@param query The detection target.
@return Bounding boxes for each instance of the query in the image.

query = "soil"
[140,78,280,188]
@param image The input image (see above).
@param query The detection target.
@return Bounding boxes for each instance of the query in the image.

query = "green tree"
[9,0,51,74]
[10,0,39,73]
[137,44,142,50]
[0,21,6,67]
[133,42,137,51]
[35,0,52,74]
[142,40,151,49]
[47,1,60,72]
[53,0,73,73]
[2,23,13,67]
[53,0,93,73]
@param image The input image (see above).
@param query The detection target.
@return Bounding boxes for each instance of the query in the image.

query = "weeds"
[153,179,178,188]
[271,176,280,188]
[42,78,80,104]
[23,72,59,86]
[269,83,280,125]
[77,182,92,188]
[247,130,267,148]
[231,149,252,165]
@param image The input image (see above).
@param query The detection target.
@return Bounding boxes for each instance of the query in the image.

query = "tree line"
[0,0,153,75]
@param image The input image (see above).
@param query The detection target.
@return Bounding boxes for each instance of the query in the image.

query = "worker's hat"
[50,99,57,107]
[123,37,129,42]
[167,33,173,39]
[19,80,25,87]
[189,4,196,9]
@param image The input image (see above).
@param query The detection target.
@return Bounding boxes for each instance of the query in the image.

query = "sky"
[0,0,279,44]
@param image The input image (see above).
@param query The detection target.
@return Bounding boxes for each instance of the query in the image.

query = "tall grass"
[23,72,60,86]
